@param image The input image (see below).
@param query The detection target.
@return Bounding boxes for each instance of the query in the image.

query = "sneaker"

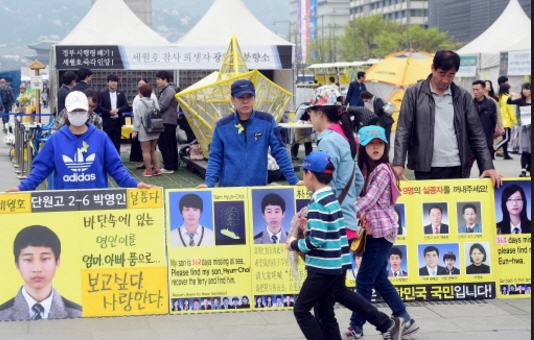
[519,170,527,177]
[345,326,363,339]
[136,163,146,169]
[143,170,155,177]
[153,169,162,176]
[382,317,404,340]
[401,319,420,339]
[159,168,175,174]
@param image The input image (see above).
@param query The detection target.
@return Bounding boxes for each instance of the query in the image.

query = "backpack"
[141,99,164,134]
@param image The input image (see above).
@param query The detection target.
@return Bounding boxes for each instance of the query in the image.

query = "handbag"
[350,218,367,255]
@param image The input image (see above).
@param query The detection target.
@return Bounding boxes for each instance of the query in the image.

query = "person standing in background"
[130,78,159,168]
[507,82,531,177]
[71,67,93,93]
[495,83,517,160]
[56,71,77,116]
[0,78,15,132]
[99,74,130,154]
[344,72,366,107]
[155,71,179,174]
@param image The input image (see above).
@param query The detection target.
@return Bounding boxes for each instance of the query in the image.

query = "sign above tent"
[55,45,292,70]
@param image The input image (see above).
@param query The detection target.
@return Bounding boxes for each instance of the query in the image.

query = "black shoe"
[503,156,513,160]
[291,156,299,161]
[519,170,527,177]
[136,164,145,169]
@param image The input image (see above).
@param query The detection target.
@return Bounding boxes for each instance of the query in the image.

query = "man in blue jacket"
[198,79,300,187]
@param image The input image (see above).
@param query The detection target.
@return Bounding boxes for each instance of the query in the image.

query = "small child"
[286,150,349,339]
[347,125,420,339]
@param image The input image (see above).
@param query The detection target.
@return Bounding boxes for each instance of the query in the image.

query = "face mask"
[69,111,88,127]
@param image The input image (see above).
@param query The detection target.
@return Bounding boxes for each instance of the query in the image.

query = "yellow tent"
[365,50,434,130]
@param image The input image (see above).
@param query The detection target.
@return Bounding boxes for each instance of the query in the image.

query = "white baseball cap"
[65,91,88,112]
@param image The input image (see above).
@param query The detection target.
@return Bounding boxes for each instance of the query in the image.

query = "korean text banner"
[0,188,168,320]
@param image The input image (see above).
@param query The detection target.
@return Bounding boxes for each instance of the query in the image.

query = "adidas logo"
[61,142,97,182]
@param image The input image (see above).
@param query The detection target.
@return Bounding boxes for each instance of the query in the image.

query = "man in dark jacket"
[56,70,77,115]
[155,70,179,174]
[99,74,130,153]
[392,50,502,187]
[360,90,395,143]
[344,71,366,107]
[71,67,93,93]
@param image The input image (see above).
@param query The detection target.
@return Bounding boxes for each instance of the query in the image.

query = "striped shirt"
[292,186,351,275]
[355,163,398,240]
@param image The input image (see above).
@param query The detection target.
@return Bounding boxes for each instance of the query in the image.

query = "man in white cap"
[6,91,152,191]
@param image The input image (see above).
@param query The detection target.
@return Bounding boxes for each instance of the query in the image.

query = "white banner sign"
[119,45,287,70]
[507,50,531,76]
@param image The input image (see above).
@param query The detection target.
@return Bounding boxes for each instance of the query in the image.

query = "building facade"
[428,0,531,44]
[349,0,428,26]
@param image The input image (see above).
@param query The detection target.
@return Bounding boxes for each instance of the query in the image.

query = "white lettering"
[62,173,96,182]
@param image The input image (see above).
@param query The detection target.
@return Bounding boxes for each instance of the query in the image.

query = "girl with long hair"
[507,82,531,177]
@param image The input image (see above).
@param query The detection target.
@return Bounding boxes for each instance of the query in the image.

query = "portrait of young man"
[0,225,82,321]
[253,190,294,244]
[170,192,214,247]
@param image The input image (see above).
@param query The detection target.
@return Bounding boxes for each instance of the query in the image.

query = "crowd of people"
[0,49,530,337]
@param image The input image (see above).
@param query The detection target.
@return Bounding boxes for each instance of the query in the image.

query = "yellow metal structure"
[175,35,292,158]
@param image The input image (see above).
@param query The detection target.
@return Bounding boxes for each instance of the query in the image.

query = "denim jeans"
[294,271,342,340]
[350,236,409,329]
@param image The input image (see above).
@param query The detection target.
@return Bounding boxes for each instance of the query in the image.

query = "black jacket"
[98,88,130,126]
[393,75,494,177]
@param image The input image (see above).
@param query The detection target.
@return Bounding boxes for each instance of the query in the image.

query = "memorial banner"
[166,188,253,312]
[493,179,531,298]
[0,188,168,320]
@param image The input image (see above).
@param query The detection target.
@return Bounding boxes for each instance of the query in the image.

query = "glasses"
[506,198,523,203]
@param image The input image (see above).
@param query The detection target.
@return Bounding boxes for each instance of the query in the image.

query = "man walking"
[344,71,366,107]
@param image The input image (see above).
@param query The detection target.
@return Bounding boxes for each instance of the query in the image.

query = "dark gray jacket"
[393,75,494,177]
[157,84,178,125]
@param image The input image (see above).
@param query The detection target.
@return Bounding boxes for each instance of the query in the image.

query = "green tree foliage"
[334,14,461,61]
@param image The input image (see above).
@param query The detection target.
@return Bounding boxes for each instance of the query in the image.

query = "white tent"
[58,0,169,45]
[175,0,294,99]
[177,0,291,47]
[457,0,531,86]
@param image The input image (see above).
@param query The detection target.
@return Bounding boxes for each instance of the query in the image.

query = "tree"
[336,15,461,60]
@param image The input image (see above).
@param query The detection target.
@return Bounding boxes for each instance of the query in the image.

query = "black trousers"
[104,119,123,154]
[158,123,178,171]
[294,271,341,340]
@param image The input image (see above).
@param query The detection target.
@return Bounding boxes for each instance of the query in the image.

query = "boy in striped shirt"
[287,151,350,339]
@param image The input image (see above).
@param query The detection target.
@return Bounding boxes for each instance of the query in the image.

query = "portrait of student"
[442,251,460,275]
[393,204,406,236]
[170,192,214,247]
[387,246,408,278]
[496,182,531,234]
[253,190,294,244]
[422,203,449,235]
[457,202,482,233]
[0,225,82,321]
[465,242,491,275]
[418,245,447,276]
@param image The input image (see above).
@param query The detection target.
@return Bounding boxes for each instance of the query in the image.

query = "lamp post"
[28,59,45,123]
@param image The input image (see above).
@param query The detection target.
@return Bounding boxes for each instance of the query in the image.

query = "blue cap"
[358,125,388,146]
[231,79,255,98]
[302,151,334,174]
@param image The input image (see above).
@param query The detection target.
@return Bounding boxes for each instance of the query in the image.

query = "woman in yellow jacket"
[495,83,517,159]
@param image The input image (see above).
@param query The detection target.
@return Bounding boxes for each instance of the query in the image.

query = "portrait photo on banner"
[464,241,491,275]
[422,202,450,235]
[417,243,460,277]
[394,203,406,236]
[251,188,295,245]
[456,201,483,234]
[494,180,531,235]
[168,191,214,247]
[0,223,82,321]
[386,244,408,278]
[213,200,246,246]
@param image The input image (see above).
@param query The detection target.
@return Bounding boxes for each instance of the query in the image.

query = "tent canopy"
[457,0,531,68]
[57,0,170,45]
[365,51,433,88]
[176,0,292,47]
